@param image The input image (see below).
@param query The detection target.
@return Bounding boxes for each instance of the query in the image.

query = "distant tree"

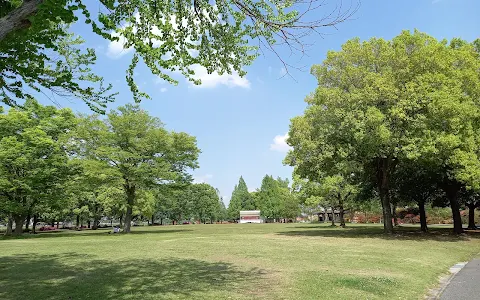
[215,188,228,223]
[66,159,123,230]
[190,183,220,223]
[257,175,282,221]
[228,176,254,220]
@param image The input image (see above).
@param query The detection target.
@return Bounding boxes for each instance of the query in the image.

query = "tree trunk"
[5,216,13,236]
[392,203,398,227]
[92,216,100,230]
[87,221,91,229]
[0,0,43,42]
[467,202,477,230]
[119,215,123,228]
[56,220,59,229]
[339,204,345,228]
[123,184,135,233]
[51,219,55,227]
[419,200,428,232]
[151,215,154,226]
[377,157,394,234]
[32,215,37,234]
[443,181,464,234]
[160,218,163,225]
[330,207,335,226]
[76,215,80,228]
[13,215,24,235]
[25,214,31,230]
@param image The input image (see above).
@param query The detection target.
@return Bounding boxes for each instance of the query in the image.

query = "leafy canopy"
[1,0,357,111]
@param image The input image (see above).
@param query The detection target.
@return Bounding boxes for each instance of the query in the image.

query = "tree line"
[285,30,480,234]
[227,175,300,222]
[0,100,230,235]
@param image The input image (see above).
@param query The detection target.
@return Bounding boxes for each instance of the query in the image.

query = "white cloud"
[106,34,133,58]
[160,87,167,93]
[189,65,250,89]
[193,174,213,184]
[270,133,292,152]
[279,67,287,77]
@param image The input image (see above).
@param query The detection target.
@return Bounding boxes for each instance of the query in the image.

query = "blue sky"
[33,0,480,205]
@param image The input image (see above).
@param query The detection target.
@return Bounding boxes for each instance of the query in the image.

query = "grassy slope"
[1,223,479,300]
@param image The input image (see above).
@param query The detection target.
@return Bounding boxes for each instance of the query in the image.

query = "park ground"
[1,224,480,300]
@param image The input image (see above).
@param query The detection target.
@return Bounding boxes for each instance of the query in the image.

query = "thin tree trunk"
[51,219,55,227]
[119,215,123,228]
[339,204,345,228]
[151,215,154,226]
[32,215,37,234]
[377,157,394,234]
[467,202,477,230]
[392,203,398,227]
[160,218,163,225]
[76,215,80,228]
[87,221,91,229]
[5,216,13,236]
[25,214,31,230]
[92,216,99,230]
[56,220,59,229]
[330,207,335,226]
[13,215,24,235]
[123,184,135,233]
[419,200,428,232]
[443,181,463,234]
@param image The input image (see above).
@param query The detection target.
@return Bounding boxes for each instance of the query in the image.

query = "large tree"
[1,0,357,110]
[286,30,480,234]
[70,104,200,232]
[0,99,76,235]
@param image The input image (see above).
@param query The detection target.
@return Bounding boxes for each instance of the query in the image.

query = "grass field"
[1,223,480,300]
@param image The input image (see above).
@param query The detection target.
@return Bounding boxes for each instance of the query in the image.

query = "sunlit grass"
[1,223,479,299]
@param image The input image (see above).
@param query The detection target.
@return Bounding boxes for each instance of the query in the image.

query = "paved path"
[440,259,480,300]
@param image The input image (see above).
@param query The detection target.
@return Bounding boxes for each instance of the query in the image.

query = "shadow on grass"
[0,253,267,300]
[278,225,480,242]
[0,228,193,240]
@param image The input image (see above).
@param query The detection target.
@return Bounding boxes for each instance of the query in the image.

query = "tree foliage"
[69,104,200,232]
[227,176,255,220]
[0,99,76,235]
[1,0,357,110]
[286,30,480,233]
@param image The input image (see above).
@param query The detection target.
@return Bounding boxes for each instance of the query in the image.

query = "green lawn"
[1,223,480,300]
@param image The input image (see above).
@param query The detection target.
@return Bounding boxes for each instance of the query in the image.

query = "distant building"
[239,210,263,224]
